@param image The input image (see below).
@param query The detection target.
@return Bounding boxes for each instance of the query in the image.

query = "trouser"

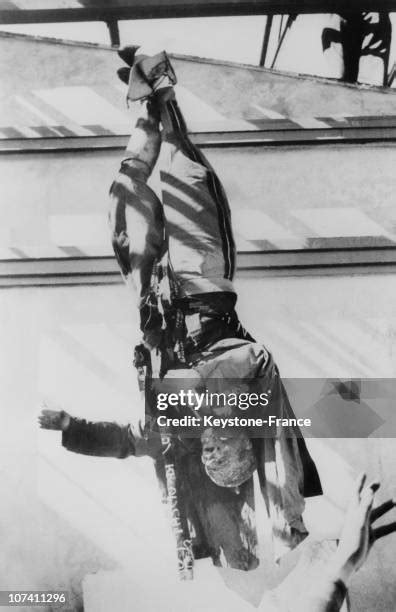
[109,90,237,338]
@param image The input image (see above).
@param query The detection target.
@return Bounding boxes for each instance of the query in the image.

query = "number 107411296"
[0,591,67,606]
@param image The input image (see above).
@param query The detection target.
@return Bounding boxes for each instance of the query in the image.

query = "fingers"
[38,414,51,423]
[38,416,50,429]
[372,521,396,541]
[357,481,380,526]
[371,499,396,523]
[38,409,61,429]
[370,497,396,541]
[362,482,380,507]
[355,472,367,498]
[40,409,58,417]
[350,472,367,507]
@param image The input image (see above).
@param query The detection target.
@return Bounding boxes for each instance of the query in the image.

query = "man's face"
[201,427,256,488]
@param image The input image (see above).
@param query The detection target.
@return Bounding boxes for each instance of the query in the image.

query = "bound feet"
[117,45,177,102]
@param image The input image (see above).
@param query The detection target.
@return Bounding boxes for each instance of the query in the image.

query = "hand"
[332,473,396,583]
[38,405,71,431]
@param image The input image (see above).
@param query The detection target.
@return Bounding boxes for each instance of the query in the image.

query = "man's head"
[201,427,256,488]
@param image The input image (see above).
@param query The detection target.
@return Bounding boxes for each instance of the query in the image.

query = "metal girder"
[2,125,396,154]
[259,15,273,67]
[106,19,120,46]
[2,250,396,287]
[1,1,396,25]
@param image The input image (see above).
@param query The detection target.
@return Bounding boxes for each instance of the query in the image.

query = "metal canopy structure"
[1,0,396,24]
[2,1,396,60]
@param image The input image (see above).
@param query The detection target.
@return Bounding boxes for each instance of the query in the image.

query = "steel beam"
[1,1,396,25]
[259,15,273,67]
[106,19,120,46]
[2,249,396,287]
[2,124,396,154]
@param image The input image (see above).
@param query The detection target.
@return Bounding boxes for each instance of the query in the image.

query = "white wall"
[1,271,396,610]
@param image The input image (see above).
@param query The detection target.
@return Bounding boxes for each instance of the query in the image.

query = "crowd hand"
[38,403,71,431]
[332,472,396,583]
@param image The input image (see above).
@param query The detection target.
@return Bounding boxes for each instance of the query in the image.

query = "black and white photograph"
[1,1,396,611]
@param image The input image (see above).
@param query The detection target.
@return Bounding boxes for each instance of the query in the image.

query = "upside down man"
[39,47,322,582]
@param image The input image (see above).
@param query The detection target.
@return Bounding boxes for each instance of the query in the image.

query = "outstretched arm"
[39,406,135,459]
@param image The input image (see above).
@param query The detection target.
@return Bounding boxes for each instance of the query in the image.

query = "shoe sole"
[117,45,140,66]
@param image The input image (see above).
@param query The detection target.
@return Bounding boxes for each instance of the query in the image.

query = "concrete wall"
[1,143,396,249]
[1,273,396,610]
[2,32,396,128]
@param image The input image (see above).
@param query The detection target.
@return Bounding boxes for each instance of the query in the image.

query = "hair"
[201,428,256,488]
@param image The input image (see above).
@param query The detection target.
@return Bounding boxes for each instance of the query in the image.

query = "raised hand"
[333,473,396,581]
